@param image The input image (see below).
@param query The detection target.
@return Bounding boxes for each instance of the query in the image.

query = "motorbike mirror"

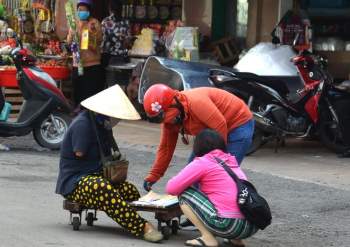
[293,32,300,47]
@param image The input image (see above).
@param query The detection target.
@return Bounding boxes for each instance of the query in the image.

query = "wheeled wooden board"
[129,202,183,240]
[63,200,98,231]
[63,200,183,239]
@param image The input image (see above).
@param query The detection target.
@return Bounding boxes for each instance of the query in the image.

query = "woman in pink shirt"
[166,129,258,247]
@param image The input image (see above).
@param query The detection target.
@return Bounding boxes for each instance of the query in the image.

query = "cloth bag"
[215,157,272,230]
[90,112,128,184]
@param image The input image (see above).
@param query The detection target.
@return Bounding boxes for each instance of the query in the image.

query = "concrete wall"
[246,0,279,48]
[279,0,293,19]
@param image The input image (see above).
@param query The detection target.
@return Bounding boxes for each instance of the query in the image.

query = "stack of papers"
[131,191,179,208]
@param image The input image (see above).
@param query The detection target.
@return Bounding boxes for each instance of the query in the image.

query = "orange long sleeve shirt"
[145,87,253,183]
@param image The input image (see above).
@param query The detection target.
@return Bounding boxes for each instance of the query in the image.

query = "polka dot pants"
[67,175,146,236]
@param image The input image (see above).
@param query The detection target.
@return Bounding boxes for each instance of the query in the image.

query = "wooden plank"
[10,105,22,111]
[4,88,21,93]
[3,87,23,118]
[4,97,24,102]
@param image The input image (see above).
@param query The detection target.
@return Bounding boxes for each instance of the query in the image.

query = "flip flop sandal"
[185,238,218,247]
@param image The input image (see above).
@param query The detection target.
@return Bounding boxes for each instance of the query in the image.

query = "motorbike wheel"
[246,127,267,156]
[33,112,72,150]
[319,100,350,153]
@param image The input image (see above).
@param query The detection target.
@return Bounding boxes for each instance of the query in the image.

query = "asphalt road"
[0,128,350,247]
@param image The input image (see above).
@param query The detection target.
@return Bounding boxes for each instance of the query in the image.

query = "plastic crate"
[39,66,71,80]
[0,68,18,87]
[0,66,71,88]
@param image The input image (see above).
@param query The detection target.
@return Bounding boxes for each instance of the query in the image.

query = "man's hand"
[143,180,155,192]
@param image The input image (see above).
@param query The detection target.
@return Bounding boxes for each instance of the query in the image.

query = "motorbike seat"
[334,80,350,93]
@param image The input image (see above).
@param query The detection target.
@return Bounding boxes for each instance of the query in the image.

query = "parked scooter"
[0,31,72,150]
[209,48,350,154]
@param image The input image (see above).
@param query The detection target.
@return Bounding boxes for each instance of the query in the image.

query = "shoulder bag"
[90,112,128,184]
[214,157,272,230]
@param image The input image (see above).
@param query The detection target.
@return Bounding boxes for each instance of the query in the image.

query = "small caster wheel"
[86,212,94,226]
[161,226,171,240]
[171,220,179,234]
[72,216,80,231]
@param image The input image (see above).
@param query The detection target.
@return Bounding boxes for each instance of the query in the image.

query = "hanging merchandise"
[65,0,84,75]
[32,0,51,11]
[23,10,34,34]
[0,3,6,20]
[40,10,53,33]
[54,0,68,40]
[147,0,158,20]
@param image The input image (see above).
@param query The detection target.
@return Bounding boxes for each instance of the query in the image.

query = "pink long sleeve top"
[166,149,247,219]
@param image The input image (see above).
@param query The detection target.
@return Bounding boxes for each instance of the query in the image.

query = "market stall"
[104,0,187,88]
[0,0,73,116]
[0,0,209,117]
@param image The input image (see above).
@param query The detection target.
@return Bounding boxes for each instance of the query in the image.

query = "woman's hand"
[143,180,155,192]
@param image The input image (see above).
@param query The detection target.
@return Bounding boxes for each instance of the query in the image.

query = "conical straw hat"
[81,85,141,120]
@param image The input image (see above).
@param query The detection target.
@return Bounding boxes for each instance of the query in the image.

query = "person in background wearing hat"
[142,84,254,192]
[67,0,104,108]
[101,0,132,67]
[56,104,163,242]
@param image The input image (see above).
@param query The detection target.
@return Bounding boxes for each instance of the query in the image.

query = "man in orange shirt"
[142,84,254,191]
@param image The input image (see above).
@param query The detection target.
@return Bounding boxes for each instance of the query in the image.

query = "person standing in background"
[101,0,132,67]
[67,0,104,108]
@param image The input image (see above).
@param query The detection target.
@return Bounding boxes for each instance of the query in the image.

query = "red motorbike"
[210,50,350,154]
[0,32,72,149]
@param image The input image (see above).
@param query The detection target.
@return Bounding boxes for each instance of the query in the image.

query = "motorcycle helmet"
[143,84,176,122]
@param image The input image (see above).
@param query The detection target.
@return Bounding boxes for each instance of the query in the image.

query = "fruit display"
[0,38,17,48]
[37,58,69,67]
[44,40,62,55]
[0,55,13,65]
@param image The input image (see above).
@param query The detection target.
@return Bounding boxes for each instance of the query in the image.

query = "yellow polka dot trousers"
[67,175,146,236]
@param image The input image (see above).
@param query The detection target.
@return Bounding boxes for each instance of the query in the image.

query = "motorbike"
[209,49,350,154]
[138,53,350,155]
[0,31,72,150]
